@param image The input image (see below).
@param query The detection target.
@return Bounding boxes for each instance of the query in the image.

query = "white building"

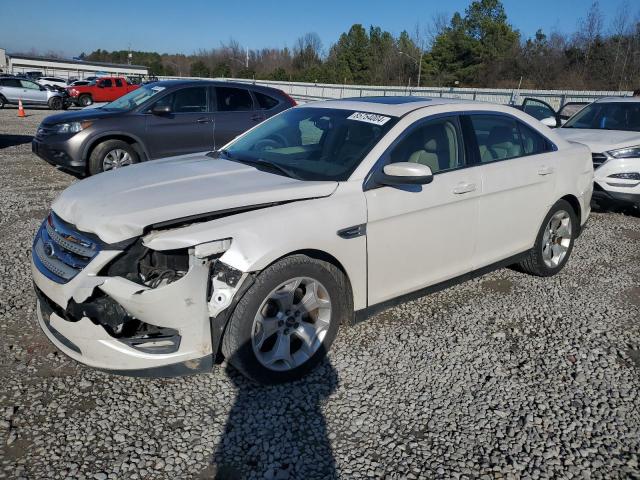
[0,48,148,79]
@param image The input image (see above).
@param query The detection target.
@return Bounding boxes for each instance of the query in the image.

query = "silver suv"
[0,77,67,110]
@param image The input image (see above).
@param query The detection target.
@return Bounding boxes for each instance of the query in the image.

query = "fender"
[81,130,152,163]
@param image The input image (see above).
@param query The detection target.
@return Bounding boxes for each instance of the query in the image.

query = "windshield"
[219,107,397,181]
[102,84,166,111]
[563,102,640,131]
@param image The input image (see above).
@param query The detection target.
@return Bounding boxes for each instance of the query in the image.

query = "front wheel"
[48,96,63,110]
[78,94,92,107]
[222,254,351,384]
[88,140,139,175]
[518,199,577,277]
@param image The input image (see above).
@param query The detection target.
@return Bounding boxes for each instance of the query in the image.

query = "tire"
[78,94,92,107]
[0,96,5,109]
[48,96,63,110]
[88,140,139,175]
[222,254,351,384]
[518,199,578,277]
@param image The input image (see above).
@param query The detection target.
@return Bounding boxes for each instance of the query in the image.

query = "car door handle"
[452,182,477,194]
[196,117,211,124]
[538,166,554,176]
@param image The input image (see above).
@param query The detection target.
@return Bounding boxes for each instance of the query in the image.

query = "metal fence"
[157,76,632,109]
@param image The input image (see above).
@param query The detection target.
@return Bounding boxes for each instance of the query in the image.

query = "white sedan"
[557,97,640,209]
[31,97,594,383]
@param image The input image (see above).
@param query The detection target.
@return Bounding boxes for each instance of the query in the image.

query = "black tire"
[88,139,139,175]
[78,94,92,107]
[518,199,578,277]
[222,254,352,384]
[48,96,63,110]
[0,96,5,109]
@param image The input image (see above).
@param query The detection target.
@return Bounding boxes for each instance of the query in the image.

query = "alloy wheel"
[102,149,133,171]
[542,210,572,268]
[251,277,332,371]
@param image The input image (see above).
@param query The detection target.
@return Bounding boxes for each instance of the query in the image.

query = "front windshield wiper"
[209,150,300,180]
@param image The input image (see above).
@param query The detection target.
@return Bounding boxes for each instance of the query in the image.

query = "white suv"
[31,97,593,383]
[557,97,640,209]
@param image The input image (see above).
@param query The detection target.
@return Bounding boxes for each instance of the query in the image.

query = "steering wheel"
[253,134,288,152]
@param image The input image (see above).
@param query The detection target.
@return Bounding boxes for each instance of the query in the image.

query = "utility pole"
[246,47,249,69]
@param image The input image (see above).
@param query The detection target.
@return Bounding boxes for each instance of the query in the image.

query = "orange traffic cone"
[18,99,25,117]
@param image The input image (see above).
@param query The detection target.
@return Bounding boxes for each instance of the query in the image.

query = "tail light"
[280,90,297,107]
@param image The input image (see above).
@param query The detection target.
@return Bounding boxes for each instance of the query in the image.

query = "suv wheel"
[222,254,351,384]
[48,96,63,110]
[518,199,577,277]
[88,140,139,175]
[78,94,92,107]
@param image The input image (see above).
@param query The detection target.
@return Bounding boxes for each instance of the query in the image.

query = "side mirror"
[151,104,172,115]
[376,162,434,186]
[541,116,560,128]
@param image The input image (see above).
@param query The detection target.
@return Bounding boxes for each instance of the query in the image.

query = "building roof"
[8,53,147,70]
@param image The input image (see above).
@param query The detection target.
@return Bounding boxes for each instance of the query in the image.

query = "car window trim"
[250,90,280,111]
[215,86,255,112]
[143,86,211,114]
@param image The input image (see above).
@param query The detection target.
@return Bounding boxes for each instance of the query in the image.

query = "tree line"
[81,0,639,90]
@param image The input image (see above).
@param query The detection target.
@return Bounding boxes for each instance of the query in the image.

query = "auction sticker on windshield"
[347,112,391,125]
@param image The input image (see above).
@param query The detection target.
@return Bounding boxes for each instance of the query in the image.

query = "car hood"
[556,128,640,153]
[42,107,123,125]
[52,154,338,244]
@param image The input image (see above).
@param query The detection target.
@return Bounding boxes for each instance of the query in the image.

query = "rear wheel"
[518,199,577,277]
[78,94,92,107]
[48,96,63,110]
[88,140,139,175]
[222,254,351,384]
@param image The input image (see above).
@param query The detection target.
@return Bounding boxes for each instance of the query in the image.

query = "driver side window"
[389,117,463,174]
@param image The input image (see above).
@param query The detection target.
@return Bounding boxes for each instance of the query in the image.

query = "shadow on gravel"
[0,134,33,149]
[592,201,640,218]
[211,360,338,480]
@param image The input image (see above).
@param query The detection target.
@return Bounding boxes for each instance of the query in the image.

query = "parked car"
[37,77,68,89]
[0,76,68,110]
[66,76,139,107]
[68,80,91,87]
[557,97,640,209]
[515,98,588,128]
[31,97,593,383]
[32,80,297,175]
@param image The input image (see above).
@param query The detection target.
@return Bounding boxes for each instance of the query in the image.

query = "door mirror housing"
[151,104,172,115]
[376,162,434,186]
[541,116,560,128]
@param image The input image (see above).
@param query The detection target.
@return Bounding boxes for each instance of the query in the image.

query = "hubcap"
[251,277,332,371]
[103,149,133,171]
[542,210,572,268]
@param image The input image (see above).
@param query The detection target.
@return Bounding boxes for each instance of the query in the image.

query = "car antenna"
[212,115,216,152]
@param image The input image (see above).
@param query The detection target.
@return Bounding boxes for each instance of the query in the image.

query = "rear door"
[0,78,22,102]
[213,86,262,147]
[465,113,557,267]
[145,85,214,158]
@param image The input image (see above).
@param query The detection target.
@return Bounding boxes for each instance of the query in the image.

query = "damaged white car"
[32,97,594,383]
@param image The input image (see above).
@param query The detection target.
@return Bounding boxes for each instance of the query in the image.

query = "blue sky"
[0,0,635,57]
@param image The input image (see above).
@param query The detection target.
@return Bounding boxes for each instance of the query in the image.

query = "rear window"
[216,87,254,112]
[254,91,279,110]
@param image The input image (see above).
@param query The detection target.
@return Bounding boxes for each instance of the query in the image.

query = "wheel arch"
[559,193,582,226]
[83,133,149,172]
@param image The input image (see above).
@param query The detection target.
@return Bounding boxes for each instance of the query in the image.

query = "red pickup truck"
[67,76,139,107]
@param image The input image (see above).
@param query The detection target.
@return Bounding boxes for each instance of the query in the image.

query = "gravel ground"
[0,107,639,480]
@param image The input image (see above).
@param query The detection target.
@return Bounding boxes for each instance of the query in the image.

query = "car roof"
[594,96,640,103]
[303,96,476,116]
[146,79,285,95]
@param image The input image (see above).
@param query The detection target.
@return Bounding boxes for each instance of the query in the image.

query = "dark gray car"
[32,80,296,175]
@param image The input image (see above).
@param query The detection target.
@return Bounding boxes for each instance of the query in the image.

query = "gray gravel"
[1,107,639,480]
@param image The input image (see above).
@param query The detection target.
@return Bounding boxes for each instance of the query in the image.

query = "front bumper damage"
[31,225,247,377]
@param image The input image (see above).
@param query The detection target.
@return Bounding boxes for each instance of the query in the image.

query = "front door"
[365,116,481,305]
[19,80,47,104]
[465,113,557,268]
[145,86,214,158]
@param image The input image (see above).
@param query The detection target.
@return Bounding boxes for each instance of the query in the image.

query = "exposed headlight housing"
[606,146,640,159]
[194,238,232,259]
[54,121,93,135]
[607,172,640,180]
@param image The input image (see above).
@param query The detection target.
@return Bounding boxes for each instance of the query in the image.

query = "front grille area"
[33,212,100,283]
[35,125,56,140]
[592,153,608,169]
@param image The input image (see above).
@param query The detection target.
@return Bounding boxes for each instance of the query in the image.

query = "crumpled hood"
[556,128,640,153]
[52,154,338,244]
